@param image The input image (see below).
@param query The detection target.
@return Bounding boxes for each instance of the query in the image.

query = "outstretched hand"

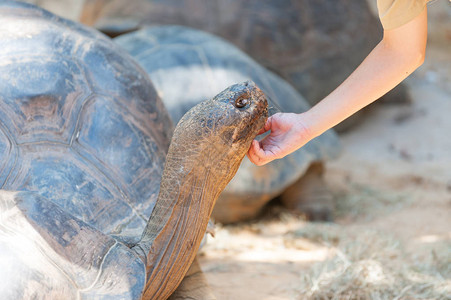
[247,112,312,166]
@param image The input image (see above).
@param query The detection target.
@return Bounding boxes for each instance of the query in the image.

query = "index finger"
[257,115,273,135]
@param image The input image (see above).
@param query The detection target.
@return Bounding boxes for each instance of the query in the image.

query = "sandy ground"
[198,41,451,300]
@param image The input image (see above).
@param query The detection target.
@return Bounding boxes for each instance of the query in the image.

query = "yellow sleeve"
[377,0,428,30]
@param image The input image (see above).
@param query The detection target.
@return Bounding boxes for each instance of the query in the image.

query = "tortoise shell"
[0,1,172,246]
[115,25,340,223]
[81,0,410,113]
[0,2,174,298]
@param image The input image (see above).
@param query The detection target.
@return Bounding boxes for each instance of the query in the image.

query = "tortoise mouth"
[248,85,269,129]
[249,102,268,128]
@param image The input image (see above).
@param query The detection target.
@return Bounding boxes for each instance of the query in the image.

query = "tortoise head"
[172,80,268,168]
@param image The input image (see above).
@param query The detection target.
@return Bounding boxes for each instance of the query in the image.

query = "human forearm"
[303,39,424,139]
[304,8,427,139]
[247,7,427,166]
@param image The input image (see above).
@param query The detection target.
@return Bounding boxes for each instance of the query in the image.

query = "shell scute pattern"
[73,95,163,219]
[0,2,172,244]
[0,56,91,145]
[0,123,16,187]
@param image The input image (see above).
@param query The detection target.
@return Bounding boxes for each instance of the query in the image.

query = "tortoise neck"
[133,145,238,299]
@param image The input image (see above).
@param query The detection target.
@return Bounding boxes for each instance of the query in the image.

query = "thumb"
[247,140,268,166]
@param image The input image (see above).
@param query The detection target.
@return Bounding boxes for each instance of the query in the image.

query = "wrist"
[297,111,319,141]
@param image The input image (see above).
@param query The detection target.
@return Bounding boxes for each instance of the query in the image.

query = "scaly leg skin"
[280,161,335,222]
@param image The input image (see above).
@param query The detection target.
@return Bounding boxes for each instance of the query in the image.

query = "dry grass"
[290,223,451,300]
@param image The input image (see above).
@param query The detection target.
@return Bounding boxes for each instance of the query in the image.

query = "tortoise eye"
[235,96,249,108]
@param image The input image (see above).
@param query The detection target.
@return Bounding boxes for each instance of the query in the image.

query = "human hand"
[247,112,312,166]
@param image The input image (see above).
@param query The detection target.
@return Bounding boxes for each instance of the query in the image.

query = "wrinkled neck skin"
[133,122,247,300]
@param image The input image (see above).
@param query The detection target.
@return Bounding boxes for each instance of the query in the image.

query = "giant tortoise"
[81,0,411,131]
[0,2,267,299]
[114,25,341,223]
